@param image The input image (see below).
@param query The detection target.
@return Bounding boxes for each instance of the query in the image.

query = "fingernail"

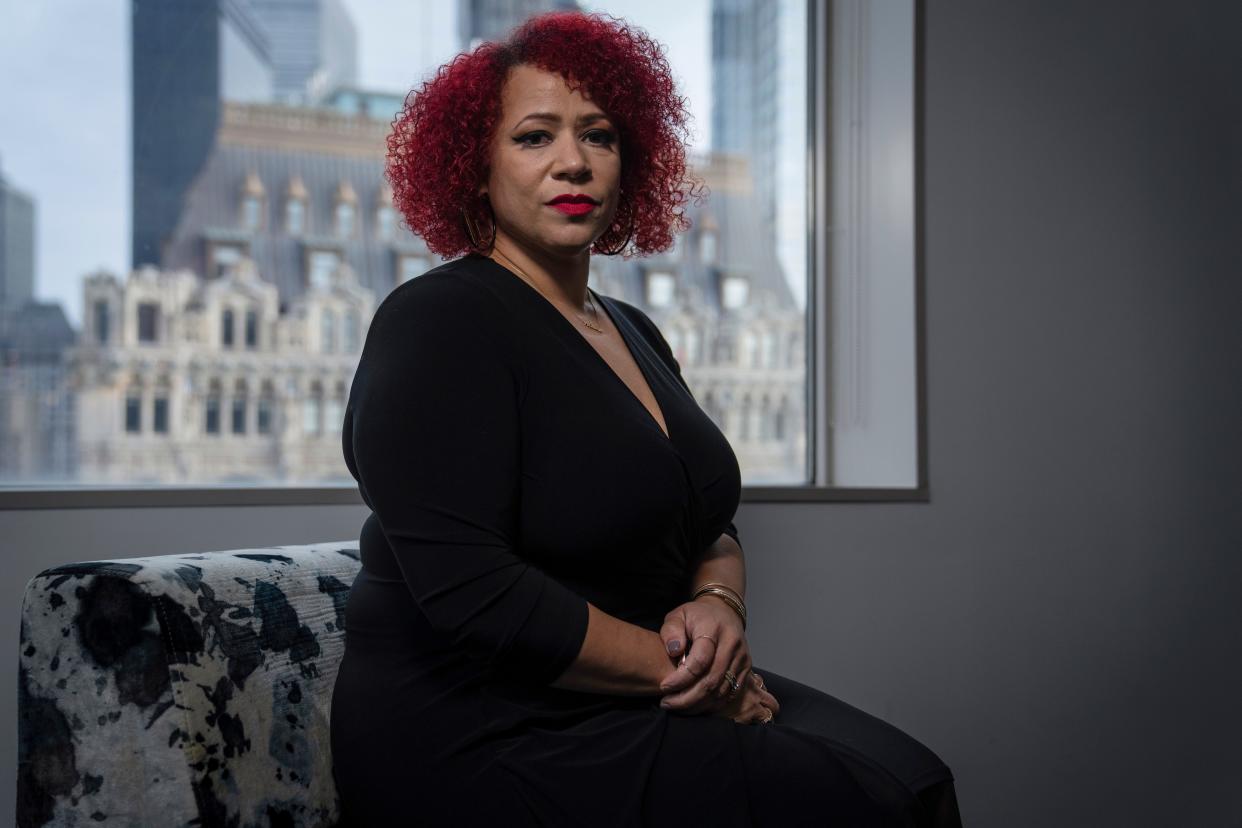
[667,639,681,654]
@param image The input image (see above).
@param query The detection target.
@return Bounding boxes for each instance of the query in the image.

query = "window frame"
[0,0,927,510]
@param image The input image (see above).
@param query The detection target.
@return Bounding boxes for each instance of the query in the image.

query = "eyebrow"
[512,112,611,130]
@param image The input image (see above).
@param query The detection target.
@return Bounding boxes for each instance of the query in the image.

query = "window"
[324,382,345,435]
[302,382,323,436]
[699,230,717,264]
[93,299,110,344]
[376,205,396,240]
[721,276,749,310]
[221,309,235,348]
[211,244,245,279]
[204,381,222,435]
[241,196,262,231]
[125,391,142,433]
[0,1,923,495]
[153,395,169,435]
[136,302,159,343]
[231,382,247,434]
[244,309,259,349]
[257,382,275,435]
[285,175,309,235]
[760,330,777,368]
[334,181,358,237]
[645,271,676,308]
[239,171,265,231]
[285,198,306,234]
[307,250,341,290]
[335,202,355,237]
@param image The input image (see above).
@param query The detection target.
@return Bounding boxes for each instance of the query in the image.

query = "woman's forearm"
[549,603,676,696]
[687,532,746,604]
[548,532,746,696]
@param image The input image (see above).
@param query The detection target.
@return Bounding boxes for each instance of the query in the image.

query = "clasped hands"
[656,597,780,725]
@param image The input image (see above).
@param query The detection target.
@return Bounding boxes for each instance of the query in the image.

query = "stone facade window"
[205,380,222,435]
[645,271,676,307]
[721,275,749,310]
[334,181,358,238]
[376,205,396,240]
[699,223,718,264]
[210,243,245,279]
[257,382,275,435]
[285,175,308,235]
[307,249,341,290]
[325,381,345,435]
[125,390,142,433]
[245,308,258,349]
[136,302,159,343]
[153,396,169,435]
[303,382,323,436]
[221,309,235,348]
[231,381,248,435]
[240,171,265,231]
[375,184,396,240]
[93,299,110,344]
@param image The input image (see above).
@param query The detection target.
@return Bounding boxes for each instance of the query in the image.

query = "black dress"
[330,253,961,827]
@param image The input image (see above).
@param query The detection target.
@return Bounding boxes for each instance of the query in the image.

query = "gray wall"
[4,0,1240,824]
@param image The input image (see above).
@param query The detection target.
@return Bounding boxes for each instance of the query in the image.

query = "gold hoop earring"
[461,198,497,252]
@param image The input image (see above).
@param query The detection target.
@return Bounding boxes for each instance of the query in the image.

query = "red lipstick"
[547,193,599,216]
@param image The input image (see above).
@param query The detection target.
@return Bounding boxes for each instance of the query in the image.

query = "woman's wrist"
[691,583,747,629]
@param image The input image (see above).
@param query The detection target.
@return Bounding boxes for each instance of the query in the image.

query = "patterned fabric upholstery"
[16,541,361,828]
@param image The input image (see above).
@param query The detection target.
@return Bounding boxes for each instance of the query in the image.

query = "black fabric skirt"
[332,665,961,827]
[709,668,962,827]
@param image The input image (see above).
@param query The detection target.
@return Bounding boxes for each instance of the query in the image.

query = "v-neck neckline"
[472,254,673,442]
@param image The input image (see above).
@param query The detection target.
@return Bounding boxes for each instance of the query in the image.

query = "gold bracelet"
[692,585,747,629]
[695,582,744,604]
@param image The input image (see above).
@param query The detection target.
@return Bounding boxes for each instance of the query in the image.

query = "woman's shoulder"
[371,256,512,329]
[362,256,524,365]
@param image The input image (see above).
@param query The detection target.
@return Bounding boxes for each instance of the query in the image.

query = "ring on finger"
[750,672,766,690]
[723,670,741,696]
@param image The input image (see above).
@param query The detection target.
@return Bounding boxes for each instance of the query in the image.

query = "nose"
[551,133,591,180]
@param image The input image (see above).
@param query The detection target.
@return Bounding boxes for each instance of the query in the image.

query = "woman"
[331,10,961,827]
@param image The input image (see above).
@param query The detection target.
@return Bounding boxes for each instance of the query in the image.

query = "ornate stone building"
[69,258,373,483]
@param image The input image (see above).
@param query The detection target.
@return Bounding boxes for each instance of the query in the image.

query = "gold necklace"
[489,248,604,334]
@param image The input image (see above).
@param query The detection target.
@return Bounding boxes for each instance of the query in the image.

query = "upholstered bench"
[16,541,362,828]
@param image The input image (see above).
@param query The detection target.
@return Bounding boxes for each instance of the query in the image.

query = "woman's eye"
[516,132,550,146]
[586,130,617,147]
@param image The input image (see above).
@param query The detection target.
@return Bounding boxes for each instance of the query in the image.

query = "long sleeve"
[623,302,745,556]
[345,274,589,685]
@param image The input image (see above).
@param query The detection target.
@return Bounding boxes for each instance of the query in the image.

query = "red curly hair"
[386,10,706,260]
